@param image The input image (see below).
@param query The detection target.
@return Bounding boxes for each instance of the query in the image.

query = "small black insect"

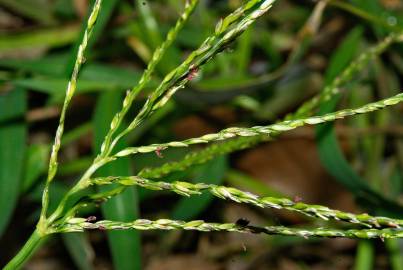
[235,218,250,227]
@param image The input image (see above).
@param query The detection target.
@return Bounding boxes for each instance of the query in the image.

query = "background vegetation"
[0,0,403,269]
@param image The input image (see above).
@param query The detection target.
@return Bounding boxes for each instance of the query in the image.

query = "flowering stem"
[38,0,103,233]
[107,0,277,154]
[99,0,199,158]
[59,218,403,240]
[90,176,403,229]
[114,93,403,157]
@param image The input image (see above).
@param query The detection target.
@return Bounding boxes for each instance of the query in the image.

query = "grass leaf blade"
[62,233,94,270]
[0,87,27,236]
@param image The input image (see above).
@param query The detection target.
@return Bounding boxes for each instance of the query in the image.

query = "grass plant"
[3,0,403,269]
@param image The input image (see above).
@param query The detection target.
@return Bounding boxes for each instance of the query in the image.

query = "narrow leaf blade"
[0,88,27,236]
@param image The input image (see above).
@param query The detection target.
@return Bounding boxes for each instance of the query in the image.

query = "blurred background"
[0,0,403,269]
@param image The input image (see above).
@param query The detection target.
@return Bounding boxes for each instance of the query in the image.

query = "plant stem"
[3,230,45,270]
[39,0,103,232]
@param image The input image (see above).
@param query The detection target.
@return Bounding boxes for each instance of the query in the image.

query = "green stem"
[3,230,45,270]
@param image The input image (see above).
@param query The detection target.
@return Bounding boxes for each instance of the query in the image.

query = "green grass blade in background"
[133,0,181,72]
[22,143,48,193]
[93,92,141,270]
[324,27,363,83]
[135,0,162,50]
[3,60,143,98]
[235,26,253,76]
[0,87,27,236]
[0,54,68,77]
[62,233,94,270]
[354,240,374,270]
[0,25,79,54]
[172,155,228,220]
[0,57,142,84]
[0,0,55,25]
[316,27,403,215]
[386,239,403,270]
[349,0,402,34]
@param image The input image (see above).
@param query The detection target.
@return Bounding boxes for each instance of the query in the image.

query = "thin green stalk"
[99,0,199,158]
[114,93,403,157]
[38,0,103,233]
[60,218,403,239]
[90,176,403,229]
[3,230,44,270]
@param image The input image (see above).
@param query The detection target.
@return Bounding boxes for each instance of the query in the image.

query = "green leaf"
[0,0,55,25]
[135,0,162,49]
[0,25,79,53]
[386,239,403,270]
[354,240,374,270]
[324,27,364,84]
[172,155,228,220]
[0,55,142,82]
[22,143,48,193]
[93,92,141,270]
[134,0,180,73]
[3,59,143,97]
[0,54,67,77]
[62,233,94,270]
[235,26,253,75]
[11,76,135,96]
[0,88,27,236]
